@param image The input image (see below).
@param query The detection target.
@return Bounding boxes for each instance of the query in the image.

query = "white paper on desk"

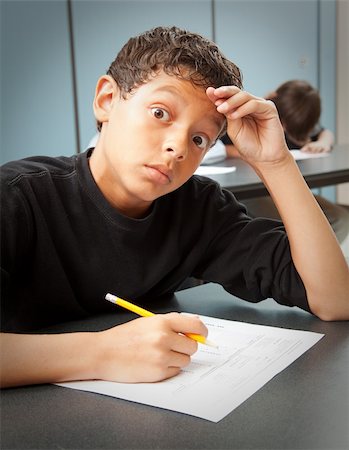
[56,316,324,422]
[194,166,236,175]
[290,149,330,160]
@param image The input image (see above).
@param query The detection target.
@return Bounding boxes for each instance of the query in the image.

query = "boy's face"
[90,71,225,218]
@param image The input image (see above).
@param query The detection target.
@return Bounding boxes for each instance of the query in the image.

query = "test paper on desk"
[56,316,324,422]
[194,166,236,176]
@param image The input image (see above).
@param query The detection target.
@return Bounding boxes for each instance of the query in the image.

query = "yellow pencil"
[105,293,218,348]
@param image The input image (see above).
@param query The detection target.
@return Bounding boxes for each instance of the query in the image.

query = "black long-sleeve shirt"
[1,150,309,332]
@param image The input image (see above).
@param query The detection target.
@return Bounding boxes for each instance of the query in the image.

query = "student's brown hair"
[271,80,321,143]
[97,26,242,131]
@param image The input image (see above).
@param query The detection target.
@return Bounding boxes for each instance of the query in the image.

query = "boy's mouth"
[145,164,173,184]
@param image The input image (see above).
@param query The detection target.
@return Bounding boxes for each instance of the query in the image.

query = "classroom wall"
[0,0,77,163]
[0,0,338,165]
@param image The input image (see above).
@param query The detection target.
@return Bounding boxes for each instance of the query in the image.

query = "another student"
[1,27,348,389]
[220,80,349,243]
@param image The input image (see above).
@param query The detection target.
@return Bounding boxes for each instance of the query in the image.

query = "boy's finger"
[171,332,198,356]
[166,312,208,337]
[216,91,256,114]
[168,350,192,369]
[206,85,241,104]
[213,85,241,98]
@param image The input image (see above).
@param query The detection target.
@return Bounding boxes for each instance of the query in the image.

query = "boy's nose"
[166,147,187,161]
[164,134,189,161]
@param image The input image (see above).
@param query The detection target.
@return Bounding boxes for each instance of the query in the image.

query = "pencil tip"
[206,340,219,349]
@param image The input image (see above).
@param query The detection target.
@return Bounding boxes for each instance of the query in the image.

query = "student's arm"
[207,86,349,321]
[301,128,334,153]
[0,313,206,387]
[225,144,241,158]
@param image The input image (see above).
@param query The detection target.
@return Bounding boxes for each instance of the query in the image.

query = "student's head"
[96,26,242,132]
[270,80,321,143]
[91,26,242,218]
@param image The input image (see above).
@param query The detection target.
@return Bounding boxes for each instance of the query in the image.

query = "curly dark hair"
[96,26,242,131]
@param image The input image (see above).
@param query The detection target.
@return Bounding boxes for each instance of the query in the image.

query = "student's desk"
[209,143,349,200]
[2,283,348,450]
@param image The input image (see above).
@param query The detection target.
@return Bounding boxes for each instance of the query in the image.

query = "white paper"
[290,149,330,160]
[194,166,236,175]
[56,316,324,422]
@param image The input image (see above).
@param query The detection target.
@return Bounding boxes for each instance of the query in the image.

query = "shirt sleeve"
[191,184,310,313]
[220,133,234,145]
[310,124,324,141]
[1,171,34,330]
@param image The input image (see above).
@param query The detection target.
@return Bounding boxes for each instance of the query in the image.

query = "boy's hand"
[301,141,331,153]
[206,86,290,166]
[94,313,208,383]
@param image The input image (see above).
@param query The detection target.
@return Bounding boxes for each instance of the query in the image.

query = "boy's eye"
[193,135,209,150]
[151,107,170,121]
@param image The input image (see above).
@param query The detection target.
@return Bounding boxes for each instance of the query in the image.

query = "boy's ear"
[93,75,119,124]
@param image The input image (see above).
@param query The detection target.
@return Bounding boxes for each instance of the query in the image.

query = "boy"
[269,79,333,153]
[1,26,348,388]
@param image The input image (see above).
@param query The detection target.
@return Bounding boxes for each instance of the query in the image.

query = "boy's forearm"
[0,313,206,387]
[254,155,349,321]
[317,129,334,149]
[225,144,241,158]
[0,332,99,388]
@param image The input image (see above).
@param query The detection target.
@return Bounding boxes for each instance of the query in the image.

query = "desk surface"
[1,284,348,450]
[209,143,349,199]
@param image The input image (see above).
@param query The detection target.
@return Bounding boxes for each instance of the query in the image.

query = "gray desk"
[209,143,349,200]
[1,283,348,449]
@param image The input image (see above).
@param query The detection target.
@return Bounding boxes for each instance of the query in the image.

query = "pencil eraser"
[105,293,117,303]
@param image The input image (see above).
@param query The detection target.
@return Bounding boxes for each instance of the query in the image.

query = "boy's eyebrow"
[152,85,189,105]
